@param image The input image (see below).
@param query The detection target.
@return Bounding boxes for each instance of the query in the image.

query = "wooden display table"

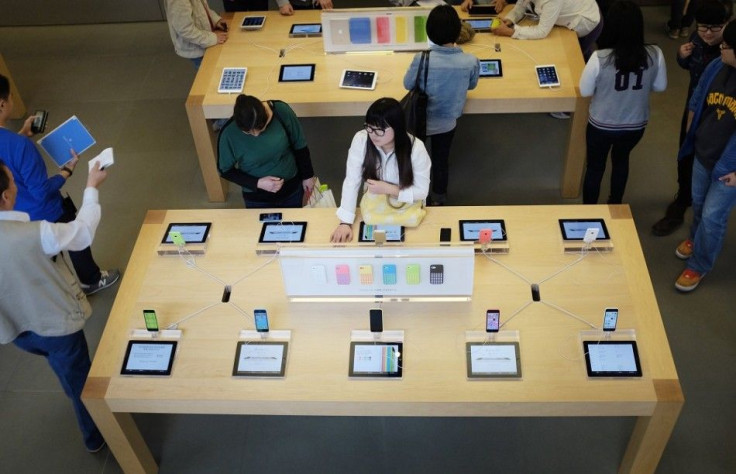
[83,205,682,473]
[185,8,588,202]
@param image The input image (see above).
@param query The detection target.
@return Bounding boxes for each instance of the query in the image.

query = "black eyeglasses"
[697,24,724,33]
[721,43,733,50]
[364,124,387,137]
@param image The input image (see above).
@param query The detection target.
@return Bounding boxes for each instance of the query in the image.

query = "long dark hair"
[597,0,651,73]
[361,97,414,189]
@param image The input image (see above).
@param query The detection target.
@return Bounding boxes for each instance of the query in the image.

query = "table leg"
[619,379,684,473]
[561,96,590,198]
[185,95,228,202]
[0,54,27,119]
[83,377,158,474]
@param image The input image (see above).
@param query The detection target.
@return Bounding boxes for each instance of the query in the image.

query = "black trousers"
[426,128,456,196]
[56,198,101,285]
[583,123,645,205]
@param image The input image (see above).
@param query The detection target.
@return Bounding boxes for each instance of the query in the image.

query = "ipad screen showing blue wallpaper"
[349,18,371,44]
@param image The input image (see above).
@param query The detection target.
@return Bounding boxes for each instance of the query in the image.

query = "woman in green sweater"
[218,94,315,208]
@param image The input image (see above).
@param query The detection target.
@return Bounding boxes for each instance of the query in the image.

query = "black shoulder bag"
[400,50,430,142]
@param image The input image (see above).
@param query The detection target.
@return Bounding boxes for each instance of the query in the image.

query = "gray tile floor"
[0,6,734,473]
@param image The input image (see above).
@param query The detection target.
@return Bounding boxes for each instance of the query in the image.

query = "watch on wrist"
[62,166,73,177]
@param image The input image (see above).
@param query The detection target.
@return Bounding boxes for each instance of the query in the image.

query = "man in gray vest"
[0,159,108,452]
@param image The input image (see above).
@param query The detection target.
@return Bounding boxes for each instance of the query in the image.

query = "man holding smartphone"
[0,159,108,452]
[0,74,119,295]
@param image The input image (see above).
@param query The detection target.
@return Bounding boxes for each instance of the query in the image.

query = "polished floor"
[0,6,734,473]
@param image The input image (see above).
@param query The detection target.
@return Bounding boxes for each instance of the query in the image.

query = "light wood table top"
[84,205,682,473]
[185,8,589,202]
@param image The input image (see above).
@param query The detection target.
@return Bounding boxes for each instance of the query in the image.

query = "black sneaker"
[652,200,687,236]
[81,269,121,295]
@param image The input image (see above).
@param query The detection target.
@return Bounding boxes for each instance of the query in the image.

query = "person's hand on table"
[330,223,353,243]
[317,0,333,10]
[258,176,284,193]
[460,0,473,12]
[215,19,228,32]
[365,179,399,197]
[718,171,736,187]
[19,115,36,137]
[215,31,228,44]
[279,4,295,15]
[678,42,694,59]
[492,19,514,37]
[493,0,507,13]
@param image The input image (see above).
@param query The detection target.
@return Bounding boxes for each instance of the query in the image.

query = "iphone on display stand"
[143,309,159,332]
[486,309,500,333]
[254,309,270,333]
[603,308,618,331]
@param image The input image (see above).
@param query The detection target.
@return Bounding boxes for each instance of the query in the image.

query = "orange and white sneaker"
[675,269,703,292]
[675,239,694,260]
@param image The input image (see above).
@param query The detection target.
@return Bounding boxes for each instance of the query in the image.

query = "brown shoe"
[675,239,693,260]
[675,268,703,292]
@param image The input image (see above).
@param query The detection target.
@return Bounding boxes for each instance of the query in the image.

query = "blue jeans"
[244,185,304,209]
[13,330,104,451]
[190,56,203,70]
[688,159,736,274]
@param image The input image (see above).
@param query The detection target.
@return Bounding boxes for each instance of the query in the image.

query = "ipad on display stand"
[279,64,316,82]
[479,59,503,78]
[536,64,560,88]
[289,23,322,37]
[241,16,266,30]
[339,70,377,91]
[583,340,642,377]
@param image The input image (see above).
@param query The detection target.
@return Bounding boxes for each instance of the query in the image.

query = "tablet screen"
[558,219,610,240]
[358,222,404,242]
[259,222,307,243]
[466,342,521,378]
[464,19,492,30]
[241,16,265,29]
[161,222,212,244]
[536,65,560,87]
[232,341,288,377]
[290,23,322,35]
[479,59,503,78]
[349,342,402,377]
[583,341,642,377]
[469,5,498,16]
[340,70,376,90]
[121,340,177,376]
[459,220,507,242]
[279,64,315,82]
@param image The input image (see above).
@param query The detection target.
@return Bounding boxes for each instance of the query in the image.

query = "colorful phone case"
[359,265,373,285]
[336,264,351,285]
[382,264,397,285]
[430,264,444,285]
[406,264,420,285]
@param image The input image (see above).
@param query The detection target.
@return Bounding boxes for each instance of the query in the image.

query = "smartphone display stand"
[158,242,207,256]
[476,241,509,255]
[465,329,519,343]
[351,329,404,343]
[130,328,182,339]
[562,239,613,254]
[239,329,292,341]
[579,328,636,342]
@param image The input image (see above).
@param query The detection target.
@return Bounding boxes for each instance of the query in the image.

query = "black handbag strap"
[413,50,430,90]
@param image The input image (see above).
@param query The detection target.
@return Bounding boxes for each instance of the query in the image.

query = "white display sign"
[279,245,475,300]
